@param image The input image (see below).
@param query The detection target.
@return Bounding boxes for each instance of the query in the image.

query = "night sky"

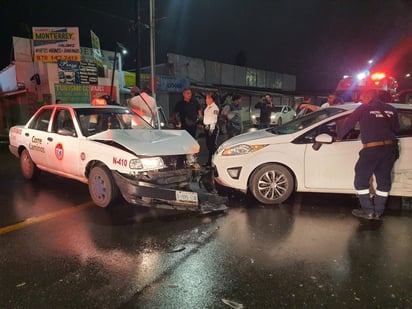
[1,0,412,92]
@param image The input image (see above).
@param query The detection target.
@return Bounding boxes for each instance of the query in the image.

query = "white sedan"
[9,103,226,212]
[213,103,412,204]
[251,105,296,126]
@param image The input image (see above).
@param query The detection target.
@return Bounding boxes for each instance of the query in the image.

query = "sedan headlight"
[129,157,165,169]
[221,144,268,156]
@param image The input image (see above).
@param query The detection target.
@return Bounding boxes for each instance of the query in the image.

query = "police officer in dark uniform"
[338,89,400,220]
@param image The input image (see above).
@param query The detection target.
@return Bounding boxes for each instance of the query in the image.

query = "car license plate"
[176,190,198,205]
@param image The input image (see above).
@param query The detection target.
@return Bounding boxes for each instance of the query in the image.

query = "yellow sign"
[124,72,151,87]
[33,27,81,63]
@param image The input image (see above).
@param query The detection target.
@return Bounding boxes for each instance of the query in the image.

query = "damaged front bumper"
[112,169,228,213]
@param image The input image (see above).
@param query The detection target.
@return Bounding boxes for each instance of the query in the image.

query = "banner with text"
[55,84,90,103]
[33,27,81,62]
[90,30,104,77]
[90,85,117,102]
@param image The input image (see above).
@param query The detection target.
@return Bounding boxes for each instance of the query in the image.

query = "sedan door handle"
[47,137,53,142]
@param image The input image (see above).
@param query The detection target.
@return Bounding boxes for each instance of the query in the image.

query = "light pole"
[150,0,156,99]
[110,42,127,103]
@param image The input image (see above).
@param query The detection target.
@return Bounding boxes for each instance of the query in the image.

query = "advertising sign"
[90,85,116,102]
[33,27,81,62]
[90,30,104,77]
[57,60,79,84]
[55,84,90,103]
[79,62,98,85]
[157,76,190,93]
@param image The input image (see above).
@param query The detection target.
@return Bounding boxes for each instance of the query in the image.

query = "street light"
[110,42,127,103]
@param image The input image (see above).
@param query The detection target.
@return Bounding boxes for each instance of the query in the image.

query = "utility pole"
[134,0,141,88]
[110,48,118,101]
[150,0,156,99]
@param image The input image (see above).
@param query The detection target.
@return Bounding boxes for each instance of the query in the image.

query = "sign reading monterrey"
[32,27,81,63]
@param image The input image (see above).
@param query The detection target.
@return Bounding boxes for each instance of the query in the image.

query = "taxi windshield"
[74,107,153,137]
[271,107,345,135]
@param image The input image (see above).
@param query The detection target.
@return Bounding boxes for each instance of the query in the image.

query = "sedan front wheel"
[88,165,119,208]
[249,163,294,204]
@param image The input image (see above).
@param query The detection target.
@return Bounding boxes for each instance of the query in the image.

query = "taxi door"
[22,107,54,168]
[45,108,81,177]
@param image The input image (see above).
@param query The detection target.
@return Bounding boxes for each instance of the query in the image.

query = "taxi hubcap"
[93,175,106,200]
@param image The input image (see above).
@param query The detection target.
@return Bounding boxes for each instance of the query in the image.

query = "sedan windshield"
[272,106,283,112]
[74,107,152,137]
[271,107,345,135]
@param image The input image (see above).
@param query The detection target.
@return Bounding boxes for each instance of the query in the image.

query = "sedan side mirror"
[312,133,334,151]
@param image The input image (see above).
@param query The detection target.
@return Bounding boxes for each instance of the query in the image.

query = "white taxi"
[213,103,412,204]
[9,103,226,212]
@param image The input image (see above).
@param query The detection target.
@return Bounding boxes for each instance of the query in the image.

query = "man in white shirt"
[203,92,220,167]
[321,94,337,108]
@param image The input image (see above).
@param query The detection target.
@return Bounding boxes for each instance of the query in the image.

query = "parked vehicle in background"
[393,89,412,104]
[336,71,398,102]
[213,103,412,204]
[250,104,296,126]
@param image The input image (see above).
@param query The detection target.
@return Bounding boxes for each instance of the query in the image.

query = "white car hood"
[89,129,200,156]
[220,129,293,148]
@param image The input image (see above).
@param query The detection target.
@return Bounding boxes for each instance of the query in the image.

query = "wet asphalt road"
[1,139,412,308]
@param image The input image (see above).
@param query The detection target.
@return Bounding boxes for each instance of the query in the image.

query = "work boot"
[352,208,375,220]
[358,194,374,214]
[374,195,387,217]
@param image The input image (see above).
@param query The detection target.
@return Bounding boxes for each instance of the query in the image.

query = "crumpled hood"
[89,129,200,155]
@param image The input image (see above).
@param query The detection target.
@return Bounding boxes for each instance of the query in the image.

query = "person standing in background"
[173,88,202,138]
[254,94,274,129]
[203,92,220,167]
[129,87,158,126]
[221,94,242,138]
[321,93,344,108]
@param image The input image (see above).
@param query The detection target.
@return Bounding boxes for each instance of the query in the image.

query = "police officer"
[203,92,220,167]
[338,89,400,220]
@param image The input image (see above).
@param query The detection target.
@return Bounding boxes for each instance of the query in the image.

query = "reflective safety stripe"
[357,189,370,195]
[375,189,389,197]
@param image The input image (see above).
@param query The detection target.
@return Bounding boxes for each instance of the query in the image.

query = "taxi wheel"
[20,149,40,180]
[249,163,294,204]
[88,165,119,208]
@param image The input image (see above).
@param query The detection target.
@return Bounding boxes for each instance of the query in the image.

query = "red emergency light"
[370,72,386,80]
[369,72,387,86]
